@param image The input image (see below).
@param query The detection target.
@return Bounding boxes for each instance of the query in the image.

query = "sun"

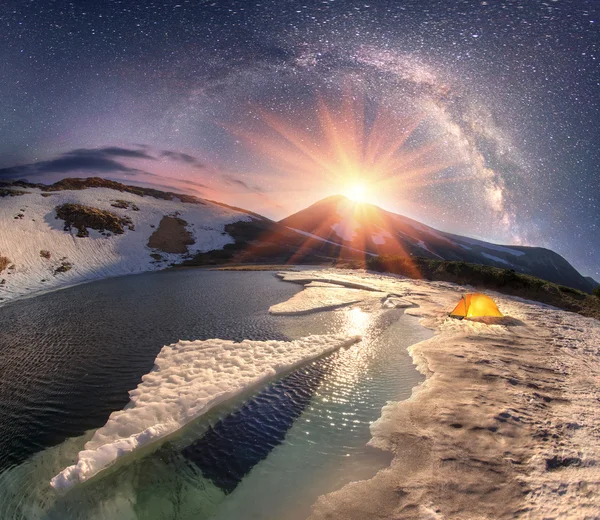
[344,182,368,203]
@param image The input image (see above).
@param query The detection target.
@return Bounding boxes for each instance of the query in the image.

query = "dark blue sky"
[0,0,598,277]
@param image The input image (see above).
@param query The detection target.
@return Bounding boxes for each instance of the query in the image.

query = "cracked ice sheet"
[51,334,360,492]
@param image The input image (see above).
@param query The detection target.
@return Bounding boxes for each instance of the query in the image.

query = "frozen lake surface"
[0,269,430,519]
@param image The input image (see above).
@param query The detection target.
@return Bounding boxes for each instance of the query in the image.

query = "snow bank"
[271,269,600,519]
[275,270,408,294]
[269,279,413,315]
[50,334,361,492]
[269,281,388,315]
[0,186,251,304]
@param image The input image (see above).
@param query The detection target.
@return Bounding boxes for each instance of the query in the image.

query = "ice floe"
[51,334,361,492]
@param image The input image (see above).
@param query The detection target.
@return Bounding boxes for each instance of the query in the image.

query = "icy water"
[0,269,431,520]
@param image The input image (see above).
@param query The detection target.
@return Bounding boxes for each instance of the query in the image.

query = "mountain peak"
[279,195,591,292]
[316,194,351,204]
[312,194,381,209]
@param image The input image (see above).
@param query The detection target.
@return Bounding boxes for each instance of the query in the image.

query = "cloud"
[140,172,210,191]
[0,146,160,179]
[177,178,210,190]
[160,151,205,168]
[69,146,156,161]
[104,171,210,196]
[222,175,264,193]
[0,155,139,179]
[0,146,213,198]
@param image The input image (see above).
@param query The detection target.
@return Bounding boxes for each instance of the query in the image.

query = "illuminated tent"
[450,293,503,318]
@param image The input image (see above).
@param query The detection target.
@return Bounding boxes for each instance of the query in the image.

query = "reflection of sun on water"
[344,307,371,337]
[320,307,373,406]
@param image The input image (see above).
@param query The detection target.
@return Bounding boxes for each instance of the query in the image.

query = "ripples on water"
[0,270,297,473]
[0,270,431,520]
[183,360,329,494]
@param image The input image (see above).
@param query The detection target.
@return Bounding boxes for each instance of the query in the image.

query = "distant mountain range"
[0,178,595,302]
[279,195,595,293]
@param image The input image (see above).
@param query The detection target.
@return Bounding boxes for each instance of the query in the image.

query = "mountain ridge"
[0,178,594,298]
[279,195,594,293]
[0,178,256,304]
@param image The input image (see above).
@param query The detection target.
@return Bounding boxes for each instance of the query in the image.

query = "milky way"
[0,0,598,277]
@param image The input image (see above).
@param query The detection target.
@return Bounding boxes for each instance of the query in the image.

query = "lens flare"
[344,183,368,203]
[223,87,463,269]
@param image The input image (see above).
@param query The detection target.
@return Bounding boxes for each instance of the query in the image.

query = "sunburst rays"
[225,88,463,267]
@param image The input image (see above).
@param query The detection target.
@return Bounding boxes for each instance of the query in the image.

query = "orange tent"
[450,293,503,318]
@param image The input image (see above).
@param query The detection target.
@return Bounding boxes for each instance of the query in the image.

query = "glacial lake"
[0,269,431,520]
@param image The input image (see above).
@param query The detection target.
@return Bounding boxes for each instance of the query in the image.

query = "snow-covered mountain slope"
[0,181,256,303]
[279,195,592,292]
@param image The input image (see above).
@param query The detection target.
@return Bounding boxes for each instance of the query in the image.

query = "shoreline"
[0,264,301,309]
[2,266,598,517]
[0,263,312,309]
[273,269,600,519]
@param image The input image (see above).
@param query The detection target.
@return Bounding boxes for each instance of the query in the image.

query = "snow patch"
[401,220,456,245]
[269,281,388,315]
[331,214,360,242]
[415,240,443,259]
[286,227,376,257]
[51,334,361,492]
[481,252,513,266]
[286,227,344,247]
[451,235,525,257]
[371,228,393,245]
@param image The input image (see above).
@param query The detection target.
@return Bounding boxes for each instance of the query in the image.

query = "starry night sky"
[0,0,598,277]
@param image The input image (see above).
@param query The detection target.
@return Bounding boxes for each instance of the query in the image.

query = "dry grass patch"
[0,256,10,273]
[56,203,133,237]
[148,216,194,254]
